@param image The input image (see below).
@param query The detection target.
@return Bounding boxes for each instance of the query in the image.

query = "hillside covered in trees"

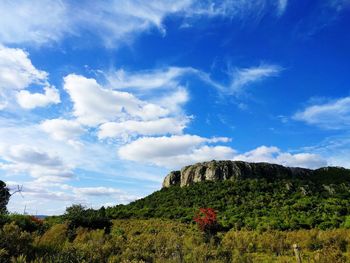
[106,164,350,231]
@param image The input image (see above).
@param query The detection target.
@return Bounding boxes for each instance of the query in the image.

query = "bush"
[37,223,68,248]
[194,208,219,241]
[4,214,44,233]
[0,222,33,260]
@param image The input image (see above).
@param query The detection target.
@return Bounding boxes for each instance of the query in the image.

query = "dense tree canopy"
[106,168,350,231]
[64,204,111,232]
[0,181,10,214]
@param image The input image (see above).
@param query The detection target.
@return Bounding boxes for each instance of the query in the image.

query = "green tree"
[64,204,111,232]
[0,181,10,214]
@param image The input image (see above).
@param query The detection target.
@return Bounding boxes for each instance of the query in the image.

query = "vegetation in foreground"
[2,166,350,262]
[1,215,350,263]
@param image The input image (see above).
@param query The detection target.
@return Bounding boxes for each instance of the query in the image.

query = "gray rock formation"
[162,160,314,188]
[162,171,181,188]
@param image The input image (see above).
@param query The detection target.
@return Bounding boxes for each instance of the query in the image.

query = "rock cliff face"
[162,160,314,188]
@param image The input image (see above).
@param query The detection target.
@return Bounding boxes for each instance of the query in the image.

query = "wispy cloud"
[293,96,350,129]
[106,67,195,91]
[0,0,289,47]
[0,0,69,45]
[301,133,350,169]
[107,64,282,97]
[189,63,283,95]
[227,64,283,94]
[276,0,288,16]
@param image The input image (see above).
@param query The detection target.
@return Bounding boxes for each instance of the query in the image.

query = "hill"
[106,161,350,231]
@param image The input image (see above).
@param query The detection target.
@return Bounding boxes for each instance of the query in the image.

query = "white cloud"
[64,74,170,126]
[107,64,282,99]
[0,0,69,45]
[234,145,327,169]
[293,96,350,129]
[0,45,59,109]
[5,180,138,214]
[227,64,283,94]
[98,117,189,139]
[74,0,193,47]
[0,144,74,182]
[106,68,190,117]
[0,45,47,89]
[0,117,157,215]
[118,135,235,168]
[297,133,350,169]
[119,138,327,170]
[107,67,195,91]
[40,118,85,147]
[16,86,60,109]
[200,63,283,95]
[0,1,288,47]
[72,186,124,197]
[157,87,189,113]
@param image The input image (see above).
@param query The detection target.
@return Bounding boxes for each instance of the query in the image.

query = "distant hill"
[106,161,350,230]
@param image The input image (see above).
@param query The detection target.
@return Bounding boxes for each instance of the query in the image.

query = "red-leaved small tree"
[194,208,218,237]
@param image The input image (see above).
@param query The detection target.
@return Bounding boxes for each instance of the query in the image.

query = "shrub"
[194,208,219,240]
[37,223,68,248]
[6,214,44,233]
[0,222,33,260]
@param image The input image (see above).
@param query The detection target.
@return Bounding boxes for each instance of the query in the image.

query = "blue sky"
[0,0,350,215]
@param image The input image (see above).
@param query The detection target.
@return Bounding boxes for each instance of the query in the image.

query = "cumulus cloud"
[0,45,59,109]
[40,118,85,147]
[0,45,47,89]
[106,68,190,118]
[119,138,326,169]
[118,135,235,168]
[16,86,60,109]
[62,73,190,141]
[293,96,350,129]
[234,145,327,169]
[64,74,171,126]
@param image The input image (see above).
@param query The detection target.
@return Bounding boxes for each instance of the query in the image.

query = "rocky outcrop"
[162,160,314,188]
[162,171,181,188]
